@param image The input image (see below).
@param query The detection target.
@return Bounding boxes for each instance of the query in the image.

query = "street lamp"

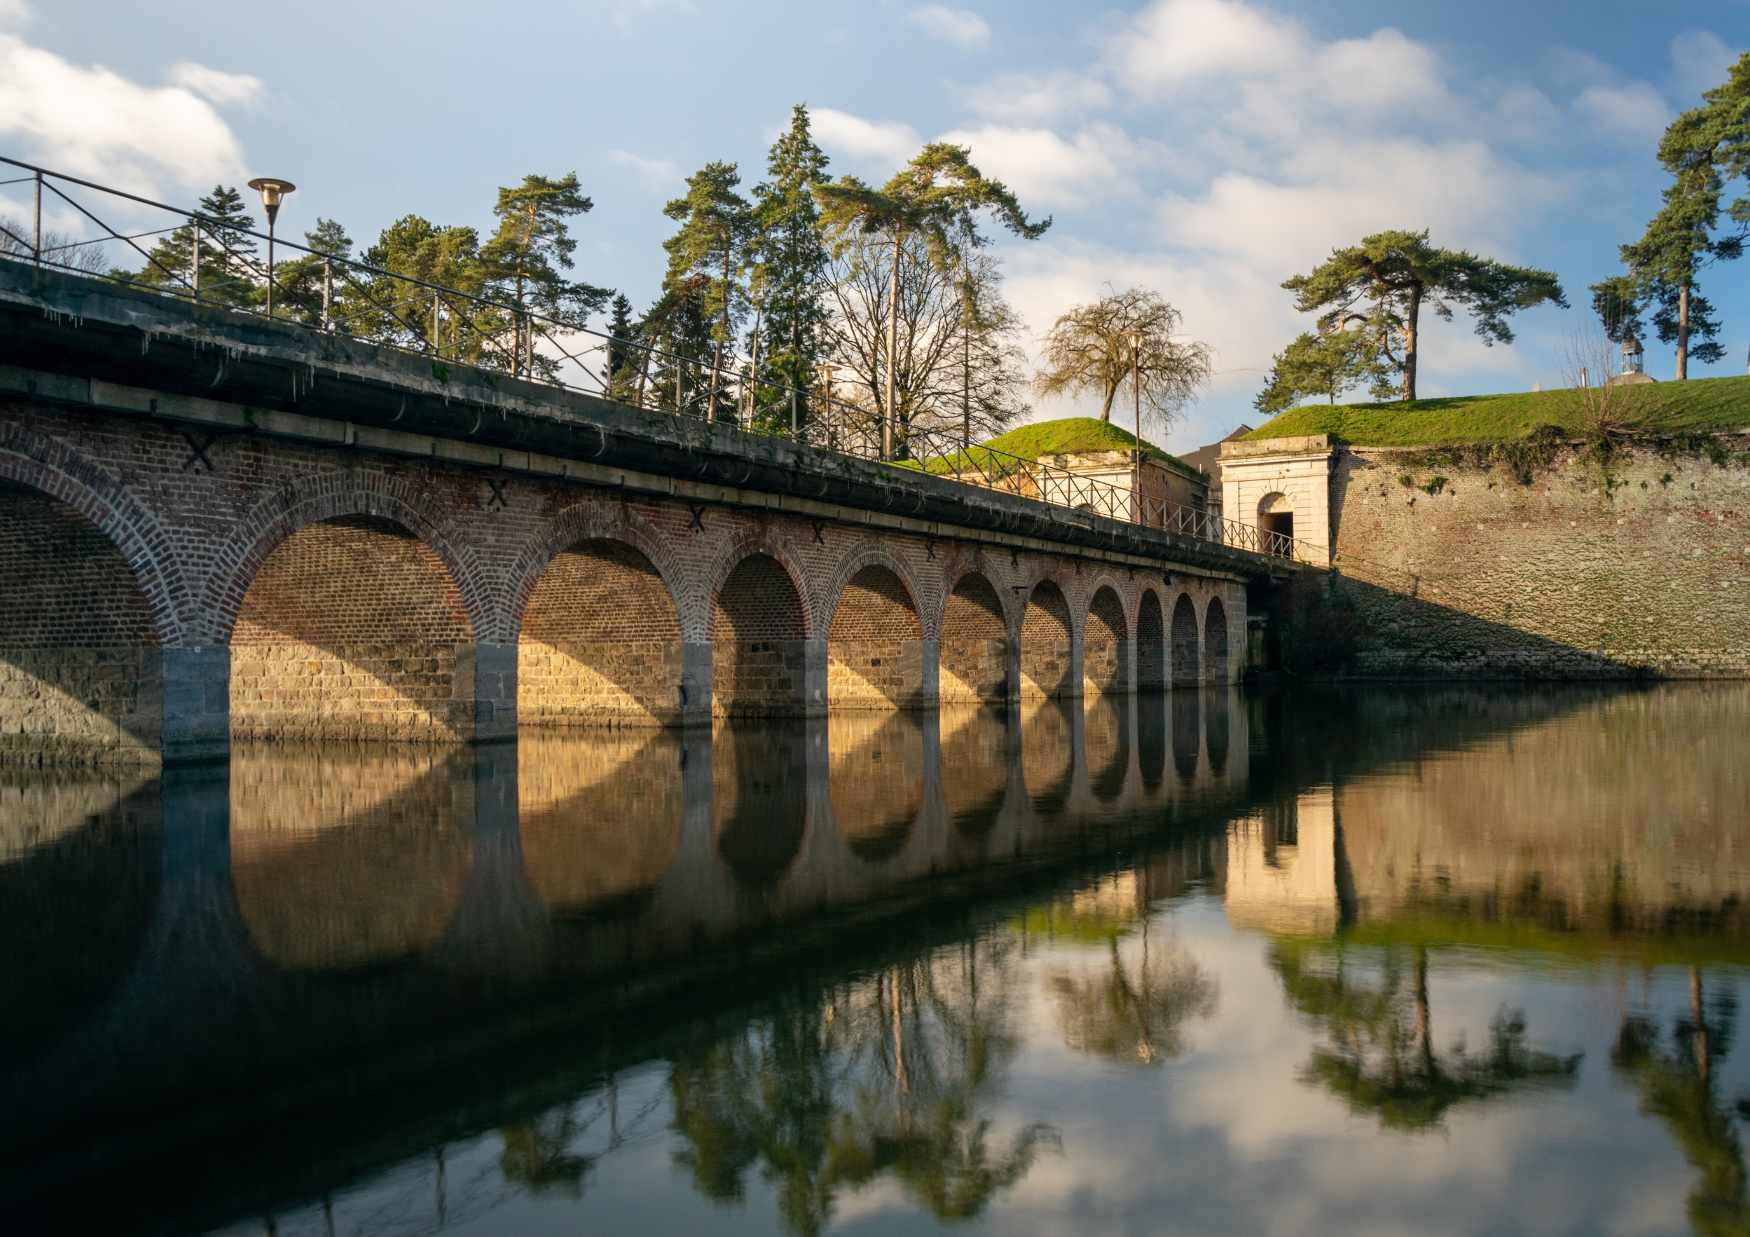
[1129,329,1143,524]
[248,177,296,317]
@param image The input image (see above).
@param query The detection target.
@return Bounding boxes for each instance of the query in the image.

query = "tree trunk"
[1402,285,1421,402]
[1100,379,1118,421]
[1677,281,1691,381]
[885,225,902,460]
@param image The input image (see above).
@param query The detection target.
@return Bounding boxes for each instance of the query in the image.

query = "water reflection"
[3,685,1750,1237]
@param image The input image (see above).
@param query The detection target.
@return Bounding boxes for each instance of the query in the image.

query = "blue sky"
[2,0,1745,451]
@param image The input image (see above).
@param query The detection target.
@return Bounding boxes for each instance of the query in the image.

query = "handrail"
[0,154,1330,565]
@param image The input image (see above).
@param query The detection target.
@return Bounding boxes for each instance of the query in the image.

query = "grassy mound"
[1247,375,1750,446]
[901,416,1180,475]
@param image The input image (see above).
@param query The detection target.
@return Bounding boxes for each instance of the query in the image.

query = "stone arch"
[711,551,811,718]
[229,511,478,741]
[1019,578,1074,699]
[939,570,1011,705]
[518,537,685,727]
[1083,583,1130,695]
[1171,592,1201,685]
[824,551,926,710]
[1205,596,1230,684]
[695,530,818,644]
[505,503,686,644]
[204,473,490,644]
[0,450,179,763]
[1136,588,1167,690]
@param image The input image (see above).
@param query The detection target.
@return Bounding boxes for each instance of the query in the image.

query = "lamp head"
[247,177,297,226]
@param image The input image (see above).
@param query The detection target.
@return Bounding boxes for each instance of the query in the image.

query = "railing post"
[191,225,200,301]
[431,292,441,357]
[32,171,41,266]
[321,257,332,330]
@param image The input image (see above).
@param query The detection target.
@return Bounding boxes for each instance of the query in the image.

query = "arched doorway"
[1258,492,1294,546]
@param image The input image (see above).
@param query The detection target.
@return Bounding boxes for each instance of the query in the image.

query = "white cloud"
[1109,0,1303,95]
[166,61,264,108]
[0,0,28,28]
[1669,29,1738,99]
[941,121,1154,209]
[1576,81,1670,143]
[810,107,922,167]
[908,5,990,49]
[0,35,251,195]
[607,149,682,195]
[962,70,1112,124]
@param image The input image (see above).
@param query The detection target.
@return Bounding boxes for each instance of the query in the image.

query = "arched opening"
[1083,586,1130,695]
[1257,492,1294,545]
[1171,593,1200,686]
[1085,695,1130,802]
[230,744,473,971]
[711,554,808,718]
[1019,580,1073,699]
[829,712,924,862]
[231,516,474,741]
[713,721,807,888]
[519,540,682,727]
[517,730,684,919]
[1172,689,1201,783]
[939,572,1009,705]
[1205,597,1230,684]
[940,706,1012,837]
[1136,590,1166,691]
[0,481,163,764]
[826,564,924,710]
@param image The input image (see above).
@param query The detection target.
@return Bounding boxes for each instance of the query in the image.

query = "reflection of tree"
[1045,904,1217,1066]
[668,936,1056,1235]
[500,1106,593,1198]
[1613,967,1750,1236]
[1273,941,1580,1131]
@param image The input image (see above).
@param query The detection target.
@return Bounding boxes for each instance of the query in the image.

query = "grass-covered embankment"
[1247,374,1750,446]
[901,416,1181,475]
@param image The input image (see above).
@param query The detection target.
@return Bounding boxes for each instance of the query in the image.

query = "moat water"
[2,685,1747,1236]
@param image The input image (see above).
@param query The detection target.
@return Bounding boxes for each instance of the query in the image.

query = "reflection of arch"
[1257,491,1294,544]
[1021,699,1074,811]
[230,745,473,971]
[826,562,924,710]
[1136,589,1166,691]
[1085,696,1130,802]
[829,712,925,862]
[0,477,167,762]
[1019,580,1073,699]
[1083,585,1129,695]
[0,773,160,1063]
[1137,691,1166,790]
[939,571,1010,705]
[713,722,808,887]
[1205,689,1230,778]
[517,730,683,918]
[229,515,477,740]
[1171,593,1200,685]
[711,553,810,718]
[939,706,1012,836]
[1205,597,1230,684]
[519,539,684,726]
[1172,689,1200,783]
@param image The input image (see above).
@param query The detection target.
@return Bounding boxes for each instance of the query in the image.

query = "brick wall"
[1020,582,1073,699]
[1084,586,1130,695]
[231,517,476,741]
[1171,594,1201,683]
[711,554,809,717]
[1137,591,1166,689]
[939,572,1010,705]
[1203,597,1232,683]
[0,483,163,765]
[826,564,924,710]
[1316,441,1750,678]
[519,540,683,726]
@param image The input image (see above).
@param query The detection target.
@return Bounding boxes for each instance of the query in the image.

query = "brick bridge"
[0,262,1288,764]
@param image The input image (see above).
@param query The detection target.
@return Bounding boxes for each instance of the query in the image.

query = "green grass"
[902,416,1186,476]
[1247,375,1750,446]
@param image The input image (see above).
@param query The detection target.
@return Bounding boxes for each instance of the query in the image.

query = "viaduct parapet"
[0,262,1282,764]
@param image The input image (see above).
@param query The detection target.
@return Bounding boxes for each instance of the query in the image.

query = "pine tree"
[749,105,832,435]
[355,215,484,355]
[662,162,754,421]
[1254,329,1394,414]
[1621,166,1733,378]
[479,172,610,379]
[604,292,641,401]
[136,184,259,307]
[277,218,354,328]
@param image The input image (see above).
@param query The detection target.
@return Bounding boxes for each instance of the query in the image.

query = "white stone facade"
[1218,434,1335,564]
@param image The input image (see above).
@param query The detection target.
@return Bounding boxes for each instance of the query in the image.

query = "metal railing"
[0,155,1319,564]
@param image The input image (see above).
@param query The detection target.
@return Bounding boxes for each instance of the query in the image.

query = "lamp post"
[247,177,296,317]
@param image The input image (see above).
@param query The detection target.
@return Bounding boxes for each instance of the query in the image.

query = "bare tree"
[1034,287,1213,429]
[823,234,1027,456]
[0,219,109,274]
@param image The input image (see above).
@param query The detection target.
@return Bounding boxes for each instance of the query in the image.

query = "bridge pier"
[161,647,232,763]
